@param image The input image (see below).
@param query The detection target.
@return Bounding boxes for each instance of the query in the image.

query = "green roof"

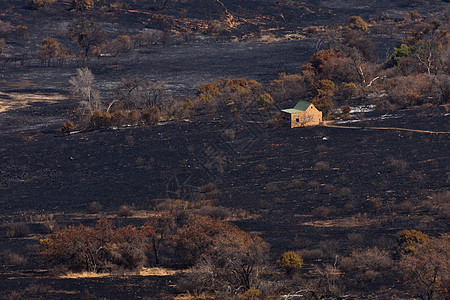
[293,100,312,111]
[281,100,312,114]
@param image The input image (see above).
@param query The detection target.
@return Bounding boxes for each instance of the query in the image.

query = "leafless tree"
[113,77,166,111]
[69,67,101,114]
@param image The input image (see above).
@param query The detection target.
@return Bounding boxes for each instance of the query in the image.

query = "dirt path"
[322,122,450,134]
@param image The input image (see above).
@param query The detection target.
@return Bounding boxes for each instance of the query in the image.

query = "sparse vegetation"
[0,0,448,298]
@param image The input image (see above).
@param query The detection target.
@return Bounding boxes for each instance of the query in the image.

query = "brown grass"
[0,91,66,112]
[301,214,390,228]
[60,267,180,279]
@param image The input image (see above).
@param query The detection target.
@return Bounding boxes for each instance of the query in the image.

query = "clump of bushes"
[141,106,161,125]
[397,229,429,254]
[90,111,111,129]
[4,222,30,238]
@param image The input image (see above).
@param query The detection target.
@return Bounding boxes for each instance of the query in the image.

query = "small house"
[281,100,322,128]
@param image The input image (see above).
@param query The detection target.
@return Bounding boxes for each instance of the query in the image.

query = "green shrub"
[397,229,429,254]
[277,251,303,274]
[240,288,262,300]
[256,93,274,110]
[347,16,368,31]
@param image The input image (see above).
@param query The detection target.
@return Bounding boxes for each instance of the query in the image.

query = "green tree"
[386,44,412,68]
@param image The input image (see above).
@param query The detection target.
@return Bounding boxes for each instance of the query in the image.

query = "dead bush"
[267,112,283,128]
[393,200,414,213]
[409,170,426,183]
[287,179,302,189]
[308,180,320,190]
[155,198,188,213]
[297,248,323,261]
[2,250,27,266]
[197,182,220,199]
[367,197,383,214]
[312,206,332,218]
[347,233,364,247]
[117,205,133,217]
[124,135,135,145]
[88,201,102,213]
[141,106,161,125]
[314,161,330,171]
[4,222,30,238]
[222,129,236,142]
[432,190,450,204]
[343,199,357,213]
[126,110,140,125]
[358,270,381,282]
[232,208,251,220]
[110,110,126,126]
[255,163,267,172]
[196,206,231,220]
[264,182,279,193]
[320,240,338,258]
[323,184,336,193]
[316,144,328,152]
[338,187,352,198]
[340,247,393,280]
[387,157,409,175]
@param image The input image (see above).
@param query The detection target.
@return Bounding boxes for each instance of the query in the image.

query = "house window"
[296,118,299,122]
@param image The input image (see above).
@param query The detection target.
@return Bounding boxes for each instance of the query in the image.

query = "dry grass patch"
[60,267,180,279]
[0,91,66,112]
[301,215,390,228]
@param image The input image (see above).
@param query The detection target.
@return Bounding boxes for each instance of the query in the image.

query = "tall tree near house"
[69,67,101,114]
[67,18,105,62]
